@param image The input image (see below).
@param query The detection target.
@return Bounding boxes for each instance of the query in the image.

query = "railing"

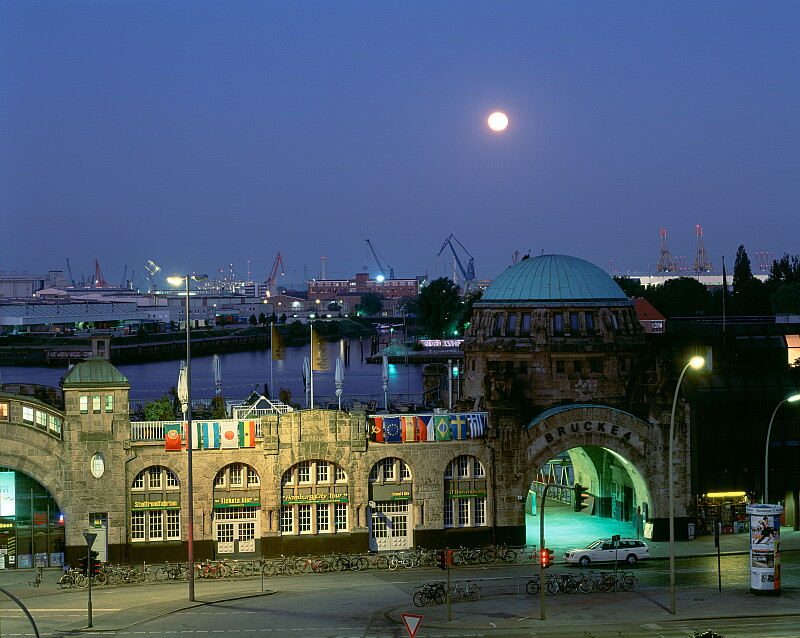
[130,419,264,442]
[230,400,293,418]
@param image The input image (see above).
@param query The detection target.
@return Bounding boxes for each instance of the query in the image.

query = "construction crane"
[437,234,476,294]
[365,239,394,280]
[145,260,161,293]
[266,253,285,294]
[119,265,128,288]
[66,259,75,287]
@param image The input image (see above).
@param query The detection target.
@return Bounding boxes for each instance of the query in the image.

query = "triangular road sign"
[401,613,423,638]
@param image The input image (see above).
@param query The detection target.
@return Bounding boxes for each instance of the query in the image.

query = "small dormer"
[60,357,130,440]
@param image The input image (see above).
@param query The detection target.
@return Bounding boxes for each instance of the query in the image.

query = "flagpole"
[310,323,314,408]
[270,325,274,399]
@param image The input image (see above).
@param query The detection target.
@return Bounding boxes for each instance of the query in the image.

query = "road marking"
[643,624,664,629]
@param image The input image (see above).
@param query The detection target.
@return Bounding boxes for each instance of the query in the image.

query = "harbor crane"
[437,234,476,294]
[365,239,395,280]
[266,253,285,294]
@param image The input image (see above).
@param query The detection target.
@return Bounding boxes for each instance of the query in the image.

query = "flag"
[467,413,487,438]
[311,327,330,371]
[450,413,468,439]
[416,415,431,442]
[434,414,451,441]
[164,422,182,451]
[239,420,256,448]
[271,325,285,361]
[191,422,202,450]
[401,416,418,442]
[220,421,238,449]
[201,421,220,449]
[384,417,402,443]
[369,416,384,443]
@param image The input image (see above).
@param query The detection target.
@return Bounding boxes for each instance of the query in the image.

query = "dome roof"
[60,357,130,388]
[482,254,628,302]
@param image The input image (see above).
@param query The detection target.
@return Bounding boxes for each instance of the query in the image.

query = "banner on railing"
[367,412,487,443]
[161,420,257,450]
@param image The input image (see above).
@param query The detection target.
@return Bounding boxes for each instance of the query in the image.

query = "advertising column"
[746,503,782,595]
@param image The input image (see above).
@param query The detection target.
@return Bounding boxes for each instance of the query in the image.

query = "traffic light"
[77,557,88,575]
[91,559,102,578]
[574,483,590,513]
[539,547,554,568]
[436,551,447,570]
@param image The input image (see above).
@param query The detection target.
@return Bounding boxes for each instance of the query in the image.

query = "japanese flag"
[220,421,239,449]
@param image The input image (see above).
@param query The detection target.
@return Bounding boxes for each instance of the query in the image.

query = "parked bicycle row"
[526,570,639,596]
[412,580,481,607]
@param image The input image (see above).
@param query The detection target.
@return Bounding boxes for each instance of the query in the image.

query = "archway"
[0,467,65,569]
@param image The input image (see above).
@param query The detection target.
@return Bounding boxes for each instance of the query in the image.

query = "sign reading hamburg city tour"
[746,503,782,594]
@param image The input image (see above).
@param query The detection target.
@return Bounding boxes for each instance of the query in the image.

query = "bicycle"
[543,573,560,596]
[449,580,481,601]
[487,544,517,564]
[576,570,596,593]
[28,566,43,588]
[155,562,189,581]
[596,570,637,592]
[59,568,87,589]
[362,552,389,570]
[555,572,579,594]
[515,545,540,564]
[412,581,446,606]
[525,576,540,595]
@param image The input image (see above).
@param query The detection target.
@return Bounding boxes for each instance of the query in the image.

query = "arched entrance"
[519,405,659,547]
[0,467,65,569]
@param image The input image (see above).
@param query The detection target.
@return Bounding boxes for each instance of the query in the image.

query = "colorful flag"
[164,422,182,451]
[384,417,402,443]
[271,325,285,361]
[434,414,451,441]
[450,413,468,439]
[190,422,202,450]
[201,421,220,449]
[416,415,431,442]
[311,327,330,371]
[239,420,256,448]
[220,421,239,449]
[401,416,418,442]
[370,416,384,443]
[467,413,487,438]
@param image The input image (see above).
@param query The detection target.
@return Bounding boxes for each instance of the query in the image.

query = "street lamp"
[167,273,208,602]
[764,393,800,504]
[668,355,704,615]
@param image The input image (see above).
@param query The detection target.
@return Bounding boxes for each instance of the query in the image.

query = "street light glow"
[487,111,509,131]
[689,356,705,369]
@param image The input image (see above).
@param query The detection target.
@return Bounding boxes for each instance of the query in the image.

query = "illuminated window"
[105,396,114,413]
[80,396,89,414]
[0,403,7,420]
[22,406,33,423]
[49,415,62,435]
[787,335,800,367]
[92,396,101,413]
[281,460,349,536]
[36,411,47,428]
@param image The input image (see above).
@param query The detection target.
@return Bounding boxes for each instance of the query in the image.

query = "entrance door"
[214,515,258,556]
[369,501,411,551]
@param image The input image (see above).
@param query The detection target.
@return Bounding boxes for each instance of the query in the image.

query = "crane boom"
[437,234,475,293]
[266,253,285,293]
[365,239,395,279]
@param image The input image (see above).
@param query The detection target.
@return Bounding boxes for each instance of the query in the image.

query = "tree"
[355,292,383,317]
[210,395,227,418]
[771,283,800,315]
[644,277,711,318]
[458,290,483,335]
[397,294,418,316]
[143,395,176,421]
[768,253,800,286]
[416,277,462,338]
[248,314,257,326]
[733,245,754,294]
[613,276,646,298]
[258,313,267,325]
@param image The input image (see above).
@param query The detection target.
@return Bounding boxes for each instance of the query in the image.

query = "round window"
[90,453,105,478]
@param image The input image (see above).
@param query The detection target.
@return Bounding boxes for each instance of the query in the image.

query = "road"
[2,555,799,638]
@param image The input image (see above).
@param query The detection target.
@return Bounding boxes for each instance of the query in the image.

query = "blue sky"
[2,1,799,289]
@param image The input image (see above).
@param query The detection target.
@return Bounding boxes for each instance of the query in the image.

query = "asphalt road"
[2,555,800,638]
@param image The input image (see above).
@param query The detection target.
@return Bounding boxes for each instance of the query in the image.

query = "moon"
[487,111,509,132]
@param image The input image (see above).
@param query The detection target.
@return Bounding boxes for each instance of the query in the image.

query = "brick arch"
[519,405,658,516]
[0,423,67,509]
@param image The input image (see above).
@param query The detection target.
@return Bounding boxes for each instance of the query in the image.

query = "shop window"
[129,466,181,542]
[444,455,487,529]
[281,460,349,536]
[280,506,294,533]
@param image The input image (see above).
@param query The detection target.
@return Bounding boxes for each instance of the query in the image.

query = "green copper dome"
[60,357,130,388]
[482,254,628,302]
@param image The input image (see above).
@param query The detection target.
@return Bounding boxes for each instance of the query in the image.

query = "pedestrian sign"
[401,613,423,638]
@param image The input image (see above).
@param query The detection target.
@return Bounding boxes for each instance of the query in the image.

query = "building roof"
[481,254,629,302]
[60,357,130,388]
[633,297,665,321]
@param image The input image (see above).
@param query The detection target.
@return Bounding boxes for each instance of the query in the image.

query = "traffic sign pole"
[83,532,97,628]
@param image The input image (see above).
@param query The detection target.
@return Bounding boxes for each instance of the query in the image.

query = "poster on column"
[746,503,782,594]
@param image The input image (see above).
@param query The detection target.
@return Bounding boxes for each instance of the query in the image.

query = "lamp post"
[668,355,704,615]
[167,274,208,602]
[764,393,800,504]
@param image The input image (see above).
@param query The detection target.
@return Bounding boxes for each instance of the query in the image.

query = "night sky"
[3,1,799,289]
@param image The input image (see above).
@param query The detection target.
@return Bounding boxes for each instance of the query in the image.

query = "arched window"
[444,456,487,529]
[281,460,348,535]
[130,466,181,542]
[369,457,412,483]
[214,463,260,489]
